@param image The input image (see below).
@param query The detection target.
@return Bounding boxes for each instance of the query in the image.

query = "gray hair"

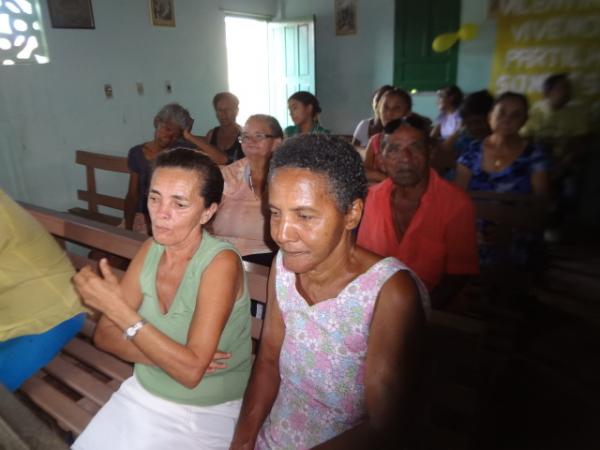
[246,114,284,138]
[155,103,192,130]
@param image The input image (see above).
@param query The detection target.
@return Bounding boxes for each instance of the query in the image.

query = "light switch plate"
[104,84,113,99]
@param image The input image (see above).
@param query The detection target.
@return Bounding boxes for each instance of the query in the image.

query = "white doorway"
[224,15,316,129]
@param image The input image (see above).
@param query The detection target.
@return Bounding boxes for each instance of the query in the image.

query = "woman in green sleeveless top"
[72,148,252,450]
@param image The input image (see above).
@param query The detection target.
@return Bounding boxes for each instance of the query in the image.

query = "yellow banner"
[490,0,600,110]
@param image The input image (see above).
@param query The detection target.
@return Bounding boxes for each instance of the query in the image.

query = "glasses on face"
[238,133,278,143]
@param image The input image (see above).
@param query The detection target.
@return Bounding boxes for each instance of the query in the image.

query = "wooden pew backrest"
[69,150,129,226]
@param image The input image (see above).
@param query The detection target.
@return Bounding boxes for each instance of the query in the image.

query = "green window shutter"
[394,0,461,92]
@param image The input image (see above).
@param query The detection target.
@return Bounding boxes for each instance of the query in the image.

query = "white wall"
[0,0,494,209]
[0,0,278,207]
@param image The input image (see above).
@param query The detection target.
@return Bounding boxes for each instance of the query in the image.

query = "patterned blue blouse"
[457,140,549,268]
[457,140,549,194]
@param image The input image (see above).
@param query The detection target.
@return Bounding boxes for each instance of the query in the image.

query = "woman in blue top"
[284,91,330,137]
[455,92,549,268]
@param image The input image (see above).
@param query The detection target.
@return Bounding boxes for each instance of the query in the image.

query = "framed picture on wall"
[150,0,175,27]
[334,0,357,36]
[47,0,95,29]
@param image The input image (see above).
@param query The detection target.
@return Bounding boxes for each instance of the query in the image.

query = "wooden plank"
[20,376,92,436]
[77,190,126,211]
[243,261,269,304]
[0,384,70,450]
[44,356,115,407]
[20,202,146,260]
[76,150,129,173]
[63,338,133,383]
[67,207,123,226]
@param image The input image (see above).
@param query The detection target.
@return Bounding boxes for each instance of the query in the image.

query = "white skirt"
[72,376,242,450]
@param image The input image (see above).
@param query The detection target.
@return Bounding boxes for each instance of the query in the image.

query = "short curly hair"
[269,135,367,212]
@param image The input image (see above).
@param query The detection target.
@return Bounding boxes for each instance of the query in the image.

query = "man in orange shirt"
[357,116,478,308]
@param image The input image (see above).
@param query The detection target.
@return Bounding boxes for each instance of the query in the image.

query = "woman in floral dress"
[230,135,428,450]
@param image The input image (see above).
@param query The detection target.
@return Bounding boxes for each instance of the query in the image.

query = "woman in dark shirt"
[124,103,192,234]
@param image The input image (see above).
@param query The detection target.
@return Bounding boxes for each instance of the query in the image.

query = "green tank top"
[134,231,252,406]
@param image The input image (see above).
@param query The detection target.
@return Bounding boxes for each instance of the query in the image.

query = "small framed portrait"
[334,0,357,36]
[150,0,175,27]
[47,0,95,29]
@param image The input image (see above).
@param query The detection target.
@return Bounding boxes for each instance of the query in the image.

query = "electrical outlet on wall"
[104,84,113,99]
[136,82,144,95]
[165,81,172,94]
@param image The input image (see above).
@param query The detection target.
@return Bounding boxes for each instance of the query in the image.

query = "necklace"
[494,158,502,168]
[248,171,255,193]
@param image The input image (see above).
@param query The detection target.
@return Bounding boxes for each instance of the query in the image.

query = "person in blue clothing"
[454,92,549,268]
[284,91,330,137]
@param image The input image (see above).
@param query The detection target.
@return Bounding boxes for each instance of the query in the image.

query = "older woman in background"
[124,103,193,234]
[230,135,427,450]
[455,92,549,268]
[211,115,283,265]
[183,92,244,165]
[73,148,252,450]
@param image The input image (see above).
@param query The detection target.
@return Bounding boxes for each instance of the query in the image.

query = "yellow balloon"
[458,23,479,41]
[432,33,459,53]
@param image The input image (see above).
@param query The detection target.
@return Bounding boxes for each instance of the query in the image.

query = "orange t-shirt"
[357,169,478,291]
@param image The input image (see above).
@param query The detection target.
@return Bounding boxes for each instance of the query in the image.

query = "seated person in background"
[124,103,193,234]
[183,92,244,166]
[351,84,393,147]
[211,114,283,266]
[230,135,427,450]
[72,149,252,450]
[363,87,413,183]
[284,91,330,137]
[521,73,589,162]
[455,92,549,268]
[431,85,464,140]
[0,189,86,391]
[435,90,494,179]
[358,117,478,309]
[521,73,591,240]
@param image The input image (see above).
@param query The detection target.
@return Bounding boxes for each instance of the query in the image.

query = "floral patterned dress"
[255,252,427,449]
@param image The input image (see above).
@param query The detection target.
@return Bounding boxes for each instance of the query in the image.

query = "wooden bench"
[68,150,129,226]
[17,203,496,449]
[17,203,269,441]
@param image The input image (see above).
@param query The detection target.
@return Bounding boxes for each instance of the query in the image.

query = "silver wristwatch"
[124,319,147,340]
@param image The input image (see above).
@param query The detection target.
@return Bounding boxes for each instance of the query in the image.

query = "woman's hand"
[183,128,201,143]
[73,258,127,319]
[206,351,231,373]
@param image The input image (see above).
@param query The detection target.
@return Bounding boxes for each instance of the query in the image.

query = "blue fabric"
[0,313,85,391]
[458,141,549,268]
[127,144,152,214]
[458,140,549,194]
